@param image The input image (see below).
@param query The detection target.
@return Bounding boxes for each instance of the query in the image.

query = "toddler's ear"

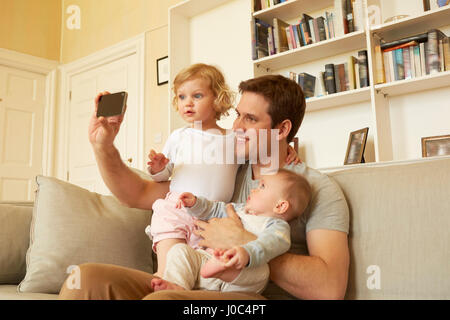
[274,200,289,215]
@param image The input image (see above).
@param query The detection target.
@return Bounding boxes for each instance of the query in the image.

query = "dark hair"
[238,75,306,142]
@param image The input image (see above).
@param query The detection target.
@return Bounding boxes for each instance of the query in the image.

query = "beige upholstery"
[1,157,449,299]
[18,175,153,294]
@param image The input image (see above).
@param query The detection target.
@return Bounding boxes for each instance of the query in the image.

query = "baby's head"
[172,63,235,122]
[244,169,312,222]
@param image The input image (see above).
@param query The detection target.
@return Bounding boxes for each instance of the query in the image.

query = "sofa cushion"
[0,203,33,284]
[0,285,57,300]
[328,157,450,299]
[18,175,153,294]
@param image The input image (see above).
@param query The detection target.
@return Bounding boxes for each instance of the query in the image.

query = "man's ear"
[275,119,292,141]
[274,200,290,215]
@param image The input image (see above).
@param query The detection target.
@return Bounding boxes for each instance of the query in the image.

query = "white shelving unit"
[168,0,450,169]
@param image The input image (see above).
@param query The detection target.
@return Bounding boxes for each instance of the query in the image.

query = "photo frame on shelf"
[156,56,169,86]
[344,127,369,165]
[421,135,450,157]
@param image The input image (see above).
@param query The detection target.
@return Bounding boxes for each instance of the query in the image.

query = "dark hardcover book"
[296,24,305,47]
[380,32,428,50]
[254,0,262,12]
[358,50,369,87]
[302,14,314,44]
[334,64,341,92]
[298,73,316,98]
[345,0,354,33]
[316,17,327,41]
[427,29,447,74]
[298,20,307,46]
[325,63,337,94]
[337,63,347,92]
[394,48,405,80]
[255,18,271,59]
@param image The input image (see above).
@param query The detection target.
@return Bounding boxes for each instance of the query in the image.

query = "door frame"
[58,33,146,181]
[0,48,59,177]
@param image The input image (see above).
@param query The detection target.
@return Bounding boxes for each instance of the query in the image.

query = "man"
[59,75,349,300]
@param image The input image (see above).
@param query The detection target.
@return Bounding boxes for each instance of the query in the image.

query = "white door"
[67,53,140,195]
[0,65,46,201]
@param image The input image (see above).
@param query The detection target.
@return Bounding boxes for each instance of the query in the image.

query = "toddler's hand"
[220,246,249,270]
[176,192,197,209]
[147,149,169,175]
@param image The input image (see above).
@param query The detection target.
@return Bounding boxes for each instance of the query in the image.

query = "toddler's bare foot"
[201,257,241,282]
[151,278,185,292]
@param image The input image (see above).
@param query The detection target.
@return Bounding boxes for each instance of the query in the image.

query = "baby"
[151,169,312,294]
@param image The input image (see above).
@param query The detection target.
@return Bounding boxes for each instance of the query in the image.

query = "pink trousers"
[147,192,203,252]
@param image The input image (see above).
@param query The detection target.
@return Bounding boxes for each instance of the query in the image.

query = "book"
[420,42,427,75]
[267,26,276,55]
[285,27,293,50]
[348,56,358,89]
[353,0,366,32]
[319,71,328,95]
[426,29,447,74]
[273,18,290,53]
[443,37,450,71]
[338,63,348,91]
[439,39,445,72]
[292,25,301,48]
[409,45,416,78]
[345,0,354,33]
[298,73,316,98]
[334,64,341,92]
[317,17,327,41]
[358,50,369,87]
[383,51,391,82]
[302,14,314,44]
[388,51,395,82]
[254,18,270,59]
[374,44,386,84]
[392,51,399,81]
[394,48,405,80]
[325,64,337,94]
[403,47,412,79]
[309,19,317,43]
[413,45,422,77]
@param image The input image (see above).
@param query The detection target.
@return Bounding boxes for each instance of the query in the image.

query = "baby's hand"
[147,149,169,175]
[220,246,249,270]
[176,192,197,209]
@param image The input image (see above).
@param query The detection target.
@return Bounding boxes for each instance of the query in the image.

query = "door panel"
[0,66,46,201]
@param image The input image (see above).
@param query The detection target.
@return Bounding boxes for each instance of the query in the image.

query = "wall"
[0,0,61,61]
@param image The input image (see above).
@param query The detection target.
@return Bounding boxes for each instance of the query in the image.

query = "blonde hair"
[172,63,235,120]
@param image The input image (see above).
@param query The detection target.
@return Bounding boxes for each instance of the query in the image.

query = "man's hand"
[147,149,169,175]
[176,192,197,209]
[217,246,249,270]
[193,204,257,249]
[88,92,127,149]
[286,144,302,165]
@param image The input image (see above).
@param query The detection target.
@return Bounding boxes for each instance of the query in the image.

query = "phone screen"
[96,92,128,117]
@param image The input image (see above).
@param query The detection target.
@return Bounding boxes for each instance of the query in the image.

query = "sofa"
[1,156,449,300]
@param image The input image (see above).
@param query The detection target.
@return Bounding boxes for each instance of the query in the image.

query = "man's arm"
[268,229,349,300]
[93,144,169,209]
[89,92,169,209]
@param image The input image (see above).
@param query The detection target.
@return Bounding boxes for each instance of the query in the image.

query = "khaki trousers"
[58,263,266,300]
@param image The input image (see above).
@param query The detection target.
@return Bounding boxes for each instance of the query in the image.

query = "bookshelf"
[168,0,450,169]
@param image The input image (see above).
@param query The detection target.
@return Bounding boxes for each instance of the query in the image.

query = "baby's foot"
[151,278,185,292]
[200,256,227,279]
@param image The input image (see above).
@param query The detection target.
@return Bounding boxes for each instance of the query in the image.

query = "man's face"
[233,91,273,160]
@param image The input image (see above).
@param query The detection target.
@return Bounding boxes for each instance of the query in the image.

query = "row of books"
[251,0,366,59]
[254,0,288,12]
[289,50,370,98]
[374,29,450,84]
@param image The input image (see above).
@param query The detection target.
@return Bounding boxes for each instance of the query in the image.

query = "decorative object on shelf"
[344,127,369,165]
[437,0,450,8]
[156,56,169,86]
[292,137,299,154]
[421,135,450,157]
[423,0,431,11]
[384,15,409,24]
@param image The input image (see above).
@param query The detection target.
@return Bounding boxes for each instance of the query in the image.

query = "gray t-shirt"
[231,163,349,299]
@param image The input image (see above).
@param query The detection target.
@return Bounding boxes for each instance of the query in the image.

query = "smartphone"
[96,91,128,117]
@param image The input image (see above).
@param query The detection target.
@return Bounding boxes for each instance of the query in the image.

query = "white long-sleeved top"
[150,126,239,202]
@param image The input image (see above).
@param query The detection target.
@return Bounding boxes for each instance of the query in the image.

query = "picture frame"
[344,127,369,165]
[156,56,169,86]
[421,135,450,157]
